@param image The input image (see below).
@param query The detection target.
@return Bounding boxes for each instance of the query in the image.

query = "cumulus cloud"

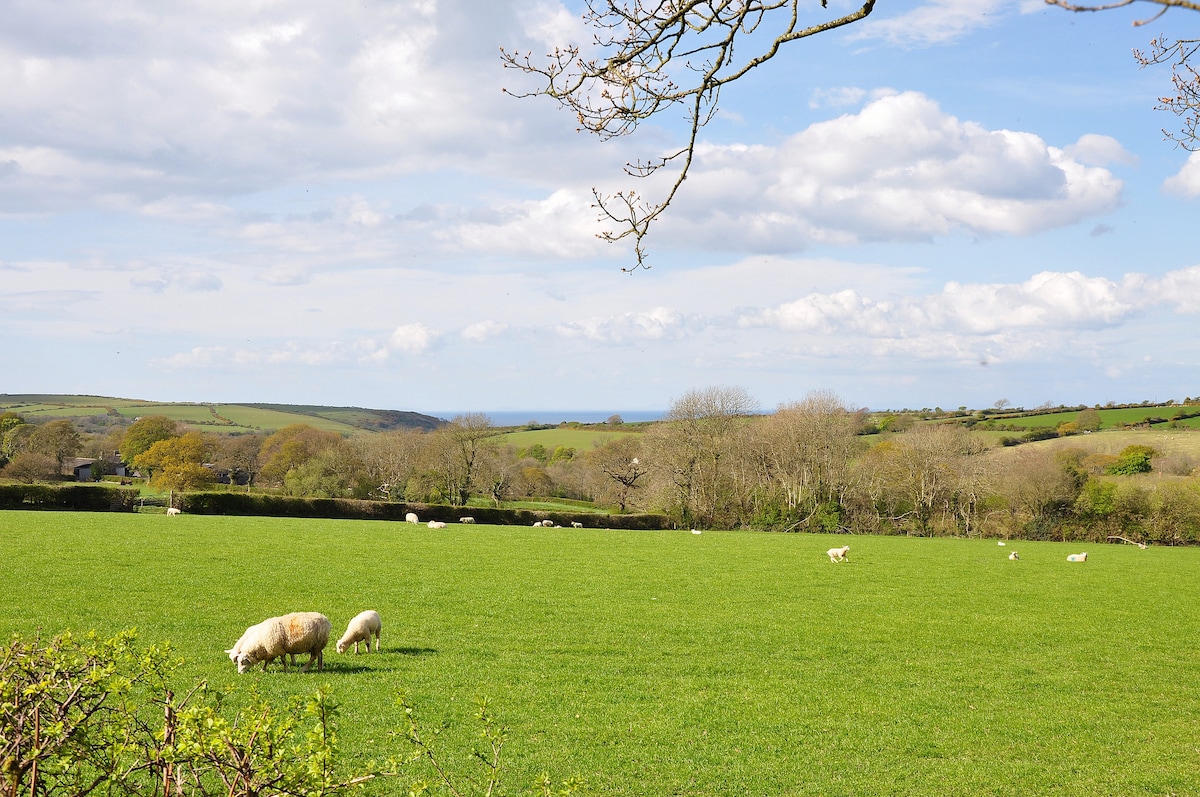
[461,320,509,342]
[1163,151,1200,197]
[662,92,1123,252]
[1063,134,1138,168]
[555,307,685,343]
[390,322,438,353]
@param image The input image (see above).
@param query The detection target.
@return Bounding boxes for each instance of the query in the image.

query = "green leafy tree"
[257,425,343,487]
[121,415,180,463]
[1077,407,1102,432]
[28,420,82,472]
[132,432,215,491]
[1106,445,1156,475]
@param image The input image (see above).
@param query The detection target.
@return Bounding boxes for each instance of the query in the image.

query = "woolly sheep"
[827,545,850,563]
[571,522,583,528]
[336,610,382,654]
[540,519,554,527]
[1067,552,1088,562]
[459,516,475,524]
[405,512,419,524]
[226,612,331,674]
[1008,551,1020,560]
[428,520,447,529]
[691,529,702,535]
[166,507,181,516]
[997,540,1006,546]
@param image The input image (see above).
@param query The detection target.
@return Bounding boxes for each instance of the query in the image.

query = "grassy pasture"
[494,427,638,452]
[2,512,1199,796]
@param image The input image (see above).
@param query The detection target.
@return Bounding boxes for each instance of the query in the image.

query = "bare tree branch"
[502,0,876,270]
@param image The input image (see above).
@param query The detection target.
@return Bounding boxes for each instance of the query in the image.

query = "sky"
[2,0,1198,418]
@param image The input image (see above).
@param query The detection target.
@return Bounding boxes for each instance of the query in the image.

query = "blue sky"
[2,0,1198,416]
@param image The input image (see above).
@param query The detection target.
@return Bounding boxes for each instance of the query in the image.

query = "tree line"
[2,389,1199,544]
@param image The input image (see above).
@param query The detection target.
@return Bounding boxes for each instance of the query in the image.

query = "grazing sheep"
[540,519,555,527]
[459,516,475,524]
[1067,552,1088,563]
[226,612,331,674]
[336,610,382,654]
[166,507,181,516]
[532,520,541,526]
[405,512,419,524]
[827,545,850,563]
[571,522,583,528]
[1008,551,1020,560]
[428,520,447,529]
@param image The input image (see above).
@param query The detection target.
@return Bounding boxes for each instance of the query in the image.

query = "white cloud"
[1063,134,1138,168]
[662,92,1123,251]
[1163,151,1200,197]
[852,0,1013,47]
[389,322,438,353]
[461,320,509,342]
[555,307,685,343]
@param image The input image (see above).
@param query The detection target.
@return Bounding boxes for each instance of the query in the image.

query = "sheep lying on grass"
[997,540,1006,546]
[827,545,850,563]
[405,512,419,524]
[428,520,447,529]
[1008,551,1020,560]
[1067,552,1088,563]
[226,612,331,674]
[336,610,382,654]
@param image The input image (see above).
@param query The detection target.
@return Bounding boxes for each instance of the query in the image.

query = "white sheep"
[336,610,382,654]
[691,529,702,535]
[459,516,475,524]
[1067,552,1088,562]
[827,545,850,563]
[540,519,555,527]
[428,520,447,529]
[405,512,419,524]
[1008,551,1020,560]
[532,520,541,526]
[997,540,1006,546]
[571,522,583,528]
[166,507,181,516]
[226,612,331,674]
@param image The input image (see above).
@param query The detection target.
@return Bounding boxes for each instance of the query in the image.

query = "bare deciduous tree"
[502,0,876,269]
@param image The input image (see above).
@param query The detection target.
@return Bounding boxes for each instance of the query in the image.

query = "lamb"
[166,507,181,516]
[405,512,419,524]
[226,612,331,674]
[459,516,475,524]
[1067,552,1088,562]
[571,522,583,528]
[336,610,382,654]
[427,520,447,529]
[827,545,850,563]
[1008,551,1020,560]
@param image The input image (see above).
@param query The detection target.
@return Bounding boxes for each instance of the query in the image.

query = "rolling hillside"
[0,395,445,435]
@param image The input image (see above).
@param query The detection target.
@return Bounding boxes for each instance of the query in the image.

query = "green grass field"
[2,512,1199,796]
[494,427,638,452]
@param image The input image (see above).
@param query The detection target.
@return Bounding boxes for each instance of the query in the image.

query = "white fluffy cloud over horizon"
[658,92,1125,253]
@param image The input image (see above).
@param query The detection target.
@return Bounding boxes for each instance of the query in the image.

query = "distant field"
[214,404,364,435]
[978,406,1197,430]
[1020,427,1200,459]
[3,511,1198,796]
[495,427,638,452]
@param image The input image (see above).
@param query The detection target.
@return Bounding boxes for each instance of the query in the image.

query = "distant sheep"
[827,545,850,563]
[1067,552,1088,563]
[166,507,181,516]
[459,516,475,524]
[691,529,702,535]
[336,610,382,654]
[997,540,1006,546]
[532,520,541,527]
[1008,551,1020,560]
[571,522,583,528]
[428,520,447,529]
[226,612,331,674]
[538,519,554,527]
[405,512,419,524]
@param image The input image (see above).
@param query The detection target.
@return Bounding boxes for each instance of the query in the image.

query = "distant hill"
[0,395,445,435]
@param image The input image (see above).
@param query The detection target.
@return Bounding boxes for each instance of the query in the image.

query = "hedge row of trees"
[4,393,1200,543]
